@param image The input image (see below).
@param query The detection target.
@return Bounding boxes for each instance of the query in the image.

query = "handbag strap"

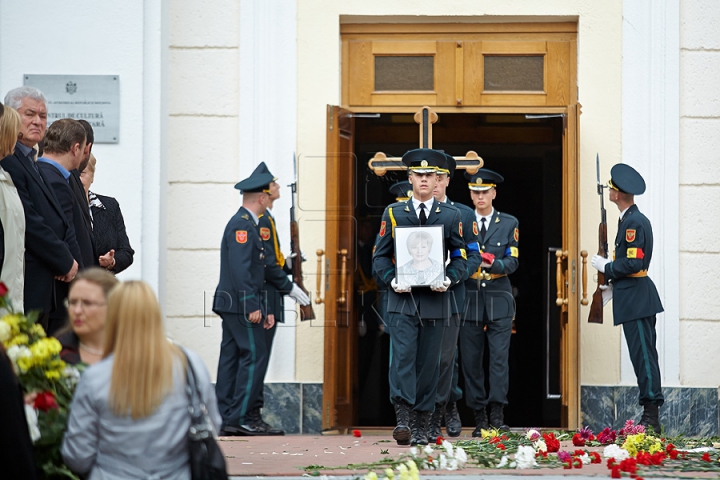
[180,348,204,419]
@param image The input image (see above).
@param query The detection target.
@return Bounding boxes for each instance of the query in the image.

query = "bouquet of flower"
[0,283,81,479]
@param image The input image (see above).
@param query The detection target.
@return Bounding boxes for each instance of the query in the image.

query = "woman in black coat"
[80,154,134,274]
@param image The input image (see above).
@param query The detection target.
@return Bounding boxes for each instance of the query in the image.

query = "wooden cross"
[368,106,484,176]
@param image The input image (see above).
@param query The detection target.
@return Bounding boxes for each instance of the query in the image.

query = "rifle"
[588,154,607,324]
[289,155,315,321]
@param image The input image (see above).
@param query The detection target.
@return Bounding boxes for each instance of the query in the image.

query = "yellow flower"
[648,440,662,454]
[30,324,46,338]
[481,428,499,439]
[45,369,62,380]
[6,333,29,347]
[0,320,11,343]
[17,355,34,373]
[384,468,395,479]
[364,472,378,480]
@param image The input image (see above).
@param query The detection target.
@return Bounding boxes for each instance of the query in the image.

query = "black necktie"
[419,203,427,225]
[480,217,487,241]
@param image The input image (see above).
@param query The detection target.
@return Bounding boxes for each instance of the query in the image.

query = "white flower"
[454,446,467,466]
[603,444,630,461]
[24,404,41,443]
[442,440,453,457]
[497,455,509,468]
[0,320,11,343]
[447,458,459,471]
[533,439,547,452]
[63,365,81,387]
[579,453,591,465]
[364,472,378,480]
[439,453,447,470]
[526,428,541,441]
[409,447,418,457]
[423,445,433,456]
[515,445,538,469]
[6,345,31,374]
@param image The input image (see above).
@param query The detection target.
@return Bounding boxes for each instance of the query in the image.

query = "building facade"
[0,0,717,435]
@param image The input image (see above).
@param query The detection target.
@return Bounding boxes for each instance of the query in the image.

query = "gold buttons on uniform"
[481,282,486,287]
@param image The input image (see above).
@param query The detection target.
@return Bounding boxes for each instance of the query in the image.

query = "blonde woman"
[0,105,25,312]
[61,281,221,479]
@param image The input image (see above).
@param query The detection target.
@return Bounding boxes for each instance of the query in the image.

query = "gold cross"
[368,106,483,176]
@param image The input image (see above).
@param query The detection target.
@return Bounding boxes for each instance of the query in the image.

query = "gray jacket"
[61,349,221,480]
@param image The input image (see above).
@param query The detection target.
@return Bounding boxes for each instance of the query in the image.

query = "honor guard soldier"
[253,163,311,434]
[372,148,467,446]
[591,164,664,432]
[427,154,482,439]
[213,166,278,436]
[459,168,519,433]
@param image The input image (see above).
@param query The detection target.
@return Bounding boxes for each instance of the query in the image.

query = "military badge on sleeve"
[514,228,519,242]
[473,221,479,236]
[260,227,271,241]
[626,229,636,243]
[459,221,463,237]
[379,221,387,237]
[236,230,247,244]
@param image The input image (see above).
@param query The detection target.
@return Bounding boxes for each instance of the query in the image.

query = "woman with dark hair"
[61,281,221,479]
[80,154,134,274]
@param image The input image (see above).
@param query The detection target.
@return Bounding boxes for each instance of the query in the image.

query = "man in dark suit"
[373,148,467,446]
[253,162,310,434]
[1,87,78,325]
[71,119,97,267]
[592,164,664,432]
[459,168,519,434]
[37,119,89,334]
[427,154,481,439]
[213,167,274,436]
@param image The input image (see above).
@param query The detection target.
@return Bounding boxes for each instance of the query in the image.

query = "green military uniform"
[372,149,467,446]
[593,164,664,430]
[459,169,519,432]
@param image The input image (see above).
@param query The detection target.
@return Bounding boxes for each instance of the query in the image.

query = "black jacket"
[0,146,75,313]
[91,193,134,274]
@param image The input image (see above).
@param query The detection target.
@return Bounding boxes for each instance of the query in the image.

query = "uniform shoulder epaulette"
[241,214,250,220]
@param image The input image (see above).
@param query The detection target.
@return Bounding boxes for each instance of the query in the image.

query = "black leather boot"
[393,400,412,445]
[427,403,444,440]
[488,403,509,431]
[410,411,430,446]
[251,407,285,435]
[444,402,462,437]
[471,408,489,437]
[639,404,661,433]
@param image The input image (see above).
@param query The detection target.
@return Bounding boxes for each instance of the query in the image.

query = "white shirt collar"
[619,206,630,221]
[476,208,495,225]
[411,196,434,218]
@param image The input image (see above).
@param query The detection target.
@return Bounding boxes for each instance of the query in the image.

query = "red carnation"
[590,452,602,464]
[352,429,362,438]
[496,443,506,450]
[542,432,560,452]
[574,458,583,469]
[701,452,711,462]
[669,449,679,460]
[563,460,572,470]
[0,281,8,297]
[34,391,59,412]
[572,433,586,447]
[611,466,622,479]
[435,436,444,445]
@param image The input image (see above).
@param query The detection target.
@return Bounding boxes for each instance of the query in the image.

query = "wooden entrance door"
[322,105,357,431]
[557,103,581,428]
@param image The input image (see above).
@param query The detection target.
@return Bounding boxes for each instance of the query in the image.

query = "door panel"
[322,106,357,430]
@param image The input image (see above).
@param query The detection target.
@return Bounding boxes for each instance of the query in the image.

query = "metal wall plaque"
[23,74,120,143]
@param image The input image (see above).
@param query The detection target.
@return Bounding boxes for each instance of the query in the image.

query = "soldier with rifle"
[591,163,664,432]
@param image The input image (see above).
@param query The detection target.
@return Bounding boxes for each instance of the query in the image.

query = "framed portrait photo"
[394,225,445,287]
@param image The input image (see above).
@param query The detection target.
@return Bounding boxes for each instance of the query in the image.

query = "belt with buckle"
[627,270,648,278]
[470,271,507,281]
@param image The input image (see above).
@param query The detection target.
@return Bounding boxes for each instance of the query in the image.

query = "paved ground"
[219,431,716,479]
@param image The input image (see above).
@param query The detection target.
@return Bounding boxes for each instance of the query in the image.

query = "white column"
[239,0,298,382]
[143,0,169,303]
[621,0,680,386]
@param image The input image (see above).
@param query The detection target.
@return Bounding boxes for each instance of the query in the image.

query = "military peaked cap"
[402,148,446,174]
[465,168,504,191]
[609,163,646,195]
[234,161,276,193]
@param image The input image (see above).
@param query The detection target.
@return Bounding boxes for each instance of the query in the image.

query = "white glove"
[591,254,611,272]
[599,284,613,306]
[430,277,452,292]
[284,251,307,270]
[288,283,310,305]
[391,278,412,293]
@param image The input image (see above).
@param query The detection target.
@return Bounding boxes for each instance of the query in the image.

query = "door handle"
[315,249,325,304]
[580,250,589,306]
[546,247,562,400]
[337,249,348,305]
[555,250,568,306]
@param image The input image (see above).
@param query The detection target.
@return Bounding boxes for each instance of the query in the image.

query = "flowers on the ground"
[542,432,560,452]
[597,427,618,444]
[515,446,538,469]
[604,444,631,462]
[619,419,645,436]
[353,429,362,437]
[622,432,662,457]
[525,429,541,441]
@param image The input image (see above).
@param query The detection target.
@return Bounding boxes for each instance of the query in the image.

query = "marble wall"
[262,383,323,434]
[581,386,719,437]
